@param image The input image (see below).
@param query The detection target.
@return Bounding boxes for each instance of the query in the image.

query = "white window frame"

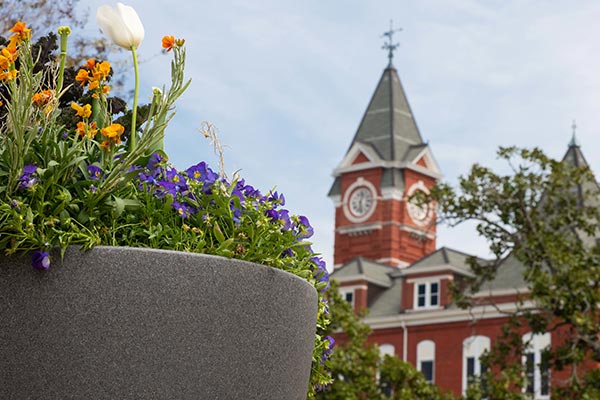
[413,280,440,309]
[522,332,551,399]
[417,340,435,384]
[462,335,490,395]
[339,287,355,308]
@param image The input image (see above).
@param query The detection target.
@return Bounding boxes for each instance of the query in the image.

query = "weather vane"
[381,20,402,66]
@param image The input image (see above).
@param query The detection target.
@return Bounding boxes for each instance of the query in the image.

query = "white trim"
[398,224,436,239]
[335,274,391,288]
[336,220,435,239]
[472,287,529,298]
[406,275,453,284]
[338,142,381,169]
[364,300,536,329]
[329,194,341,206]
[411,147,442,175]
[342,178,378,223]
[377,257,409,268]
[336,223,382,235]
[404,264,473,277]
[333,160,443,180]
[380,187,404,201]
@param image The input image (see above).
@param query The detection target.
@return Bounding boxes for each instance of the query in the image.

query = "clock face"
[407,190,432,226]
[349,187,374,218]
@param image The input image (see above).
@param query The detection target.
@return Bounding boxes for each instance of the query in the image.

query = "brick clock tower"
[328,59,441,270]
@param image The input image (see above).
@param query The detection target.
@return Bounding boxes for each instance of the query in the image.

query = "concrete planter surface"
[0,246,318,399]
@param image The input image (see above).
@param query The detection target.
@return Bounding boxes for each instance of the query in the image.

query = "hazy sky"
[73,0,600,270]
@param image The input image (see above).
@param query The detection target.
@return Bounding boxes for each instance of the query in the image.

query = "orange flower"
[0,69,18,81]
[71,102,92,119]
[162,36,175,52]
[101,123,125,145]
[86,58,96,70]
[102,85,110,95]
[76,121,86,136]
[75,69,89,86]
[92,61,111,81]
[32,90,54,107]
[76,121,98,139]
[9,21,31,42]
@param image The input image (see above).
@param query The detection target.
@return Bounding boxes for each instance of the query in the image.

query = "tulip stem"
[129,46,140,152]
[56,26,71,96]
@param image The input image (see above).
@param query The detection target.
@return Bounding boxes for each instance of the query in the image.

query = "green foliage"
[429,146,600,397]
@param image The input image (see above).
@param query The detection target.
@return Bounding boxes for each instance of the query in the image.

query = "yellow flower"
[71,102,92,119]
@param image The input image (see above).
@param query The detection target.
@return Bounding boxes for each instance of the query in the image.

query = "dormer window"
[339,288,355,308]
[414,281,440,309]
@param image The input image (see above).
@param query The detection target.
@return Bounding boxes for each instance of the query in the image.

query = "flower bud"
[96,3,145,50]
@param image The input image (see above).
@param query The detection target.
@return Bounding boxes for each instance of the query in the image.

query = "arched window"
[379,344,396,396]
[417,340,435,383]
[523,332,550,398]
[379,343,395,358]
[462,335,490,394]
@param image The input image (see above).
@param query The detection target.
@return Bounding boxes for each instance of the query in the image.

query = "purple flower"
[18,164,39,189]
[321,335,335,363]
[32,251,50,270]
[267,190,285,206]
[171,201,196,218]
[312,256,330,292]
[186,162,218,193]
[147,152,166,170]
[295,215,314,239]
[87,164,103,180]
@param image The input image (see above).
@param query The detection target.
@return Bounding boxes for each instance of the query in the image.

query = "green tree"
[317,280,452,400]
[428,147,600,398]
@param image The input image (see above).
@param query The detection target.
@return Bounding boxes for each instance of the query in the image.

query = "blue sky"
[74,1,600,270]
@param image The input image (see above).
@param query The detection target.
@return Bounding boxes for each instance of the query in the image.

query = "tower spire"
[381,20,402,67]
[569,119,580,147]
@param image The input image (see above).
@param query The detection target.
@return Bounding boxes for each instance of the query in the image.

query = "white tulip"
[96,3,145,50]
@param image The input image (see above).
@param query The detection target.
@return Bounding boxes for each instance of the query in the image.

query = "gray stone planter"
[0,246,318,400]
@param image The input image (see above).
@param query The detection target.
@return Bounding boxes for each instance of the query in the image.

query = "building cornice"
[365,300,535,329]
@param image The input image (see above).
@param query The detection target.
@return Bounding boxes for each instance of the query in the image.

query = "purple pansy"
[171,201,196,218]
[18,164,39,189]
[32,250,50,270]
[87,164,103,180]
[321,335,335,363]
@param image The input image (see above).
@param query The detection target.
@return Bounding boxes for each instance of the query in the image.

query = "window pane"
[418,295,426,307]
[418,284,426,295]
[430,283,439,306]
[541,352,550,396]
[421,360,434,383]
[525,352,535,394]
[466,356,475,379]
[344,292,353,303]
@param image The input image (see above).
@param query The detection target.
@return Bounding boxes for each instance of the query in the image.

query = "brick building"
[327,58,587,398]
